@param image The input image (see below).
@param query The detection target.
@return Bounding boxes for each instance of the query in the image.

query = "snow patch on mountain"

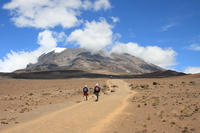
[46,47,66,54]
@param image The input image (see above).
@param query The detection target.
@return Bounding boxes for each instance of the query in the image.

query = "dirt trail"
[1,79,134,133]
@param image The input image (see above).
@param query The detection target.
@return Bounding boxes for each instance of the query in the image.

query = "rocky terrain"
[0,73,199,133]
[0,78,108,129]
[15,48,165,75]
[106,74,200,133]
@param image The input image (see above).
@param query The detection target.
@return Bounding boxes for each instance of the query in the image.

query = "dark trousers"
[94,92,99,101]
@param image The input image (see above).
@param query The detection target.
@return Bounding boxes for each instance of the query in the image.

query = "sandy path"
[1,79,134,133]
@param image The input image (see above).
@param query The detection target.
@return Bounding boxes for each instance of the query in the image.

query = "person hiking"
[83,85,89,101]
[93,83,100,101]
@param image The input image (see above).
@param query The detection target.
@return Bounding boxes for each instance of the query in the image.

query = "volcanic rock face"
[24,48,165,74]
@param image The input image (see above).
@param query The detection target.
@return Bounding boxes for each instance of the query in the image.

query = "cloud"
[1,0,179,72]
[129,33,136,38]
[185,44,200,51]
[67,18,114,52]
[82,0,93,10]
[111,42,177,68]
[0,50,37,72]
[184,35,200,51]
[93,0,112,11]
[0,30,66,72]
[161,23,177,31]
[110,17,119,23]
[184,66,200,74]
[2,0,112,29]
[1,0,113,72]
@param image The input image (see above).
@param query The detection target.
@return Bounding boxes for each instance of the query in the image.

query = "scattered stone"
[170,121,176,125]
[153,82,160,85]
[179,116,184,121]
[140,84,149,90]
[147,114,151,120]
[112,85,118,88]
[189,81,197,86]
[20,108,29,113]
[190,128,196,131]
[129,84,133,87]
[181,126,189,133]
[152,102,157,106]
[184,113,192,117]
[111,89,115,92]
[169,84,174,88]
[1,121,8,124]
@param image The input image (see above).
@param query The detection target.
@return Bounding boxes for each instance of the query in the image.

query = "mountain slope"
[18,48,165,75]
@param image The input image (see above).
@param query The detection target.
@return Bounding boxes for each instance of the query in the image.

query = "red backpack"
[95,86,100,92]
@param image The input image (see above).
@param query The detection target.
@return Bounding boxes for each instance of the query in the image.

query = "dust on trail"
[1,79,135,133]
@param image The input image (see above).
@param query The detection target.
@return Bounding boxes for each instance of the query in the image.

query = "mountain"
[15,48,165,75]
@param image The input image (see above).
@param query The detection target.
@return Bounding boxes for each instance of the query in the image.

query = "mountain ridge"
[15,48,165,75]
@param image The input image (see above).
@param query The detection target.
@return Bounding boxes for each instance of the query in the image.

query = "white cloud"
[1,0,113,72]
[0,50,38,72]
[0,30,66,72]
[111,42,177,68]
[185,44,200,51]
[2,0,112,29]
[184,35,200,51]
[94,0,112,11]
[82,0,93,10]
[110,16,119,23]
[161,23,177,31]
[184,66,200,74]
[67,18,114,52]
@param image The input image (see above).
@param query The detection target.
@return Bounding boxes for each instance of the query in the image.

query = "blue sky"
[0,0,200,73]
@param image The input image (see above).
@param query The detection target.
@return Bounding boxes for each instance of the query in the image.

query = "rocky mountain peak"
[22,48,165,75]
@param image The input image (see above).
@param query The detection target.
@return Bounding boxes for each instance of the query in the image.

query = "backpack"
[83,87,88,93]
[95,86,100,92]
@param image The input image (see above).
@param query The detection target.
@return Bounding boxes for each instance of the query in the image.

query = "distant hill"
[133,70,187,78]
[0,70,187,79]
[15,48,165,75]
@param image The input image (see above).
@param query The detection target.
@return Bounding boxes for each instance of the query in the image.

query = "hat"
[96,83,99,86]
[85,85,87,87]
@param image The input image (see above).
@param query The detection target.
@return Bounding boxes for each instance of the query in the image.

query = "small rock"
[1,121,8,124]
[76,101,81,103]
[179,117,184,120]
[170,122,176,125]
[111,89,115,92]
[174,114,179,117]
[190,128,196,131]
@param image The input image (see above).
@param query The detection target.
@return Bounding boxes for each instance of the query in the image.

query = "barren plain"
[0,74,200,133]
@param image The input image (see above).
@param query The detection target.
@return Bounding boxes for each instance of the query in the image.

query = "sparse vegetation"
[0,75,199,133]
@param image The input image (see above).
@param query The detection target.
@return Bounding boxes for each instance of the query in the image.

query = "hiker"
[93,83,100,101]
[83,85,89,101]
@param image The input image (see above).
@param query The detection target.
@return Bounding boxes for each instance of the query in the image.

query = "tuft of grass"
[147,113,151,120]
[28,93,34,96]
[42,93,51,96]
